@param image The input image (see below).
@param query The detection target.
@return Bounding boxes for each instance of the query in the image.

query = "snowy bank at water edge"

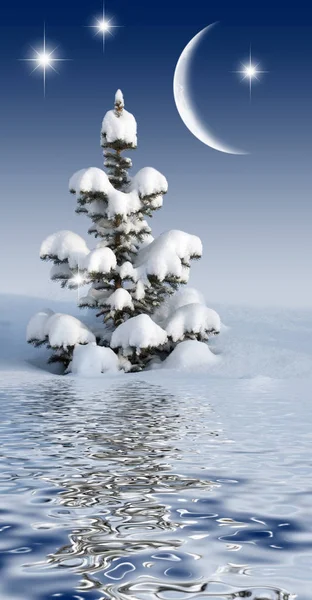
[1,294,312,379]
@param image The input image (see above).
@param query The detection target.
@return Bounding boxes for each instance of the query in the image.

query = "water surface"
[0,371,311,599]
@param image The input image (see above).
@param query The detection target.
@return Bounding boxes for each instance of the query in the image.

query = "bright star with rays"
[20,25,69,97]
[87,3,121,52]
[234,48,267,100]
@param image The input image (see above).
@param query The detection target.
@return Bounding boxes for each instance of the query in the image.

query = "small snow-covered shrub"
[27,90,221,372]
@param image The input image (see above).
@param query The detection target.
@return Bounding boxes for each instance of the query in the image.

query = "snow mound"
[70,343,119,376]
[163,340,218,371]
[26,309,54,343]
[101,108,137,147]
[102,288,134,311]
[84,247,116,274]
[40,231,89,269]
[166,303,221,342]
[44,313,95,349]
[131,167,168,198]
[69,167,112,195]
[135,230,202,282]
[111,314,167,353]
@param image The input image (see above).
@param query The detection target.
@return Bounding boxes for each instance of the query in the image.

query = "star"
[233,47,267,100]
[20,24,70,97]
[87,3,121,52]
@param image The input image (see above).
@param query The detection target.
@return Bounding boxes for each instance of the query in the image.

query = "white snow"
[153,287,206,325]
[130,167,168,198]
[3,294,312,380]
[163,340,218,371]
[102,288,134,311]
[111,314,167,353]
[26,308,54,343]
[115,89,124,106]
[40,231,89,269]
[134,280,146,301]
[69,167,111,195]
[150,195,163,209]
[84,247,116,274]
[135,230,202,282]
[101,108,137,147]
[119,261,136,281]
[70,342,119,376]
[43,313,95,349]
[106,189,141,219]
[165,303,221,342]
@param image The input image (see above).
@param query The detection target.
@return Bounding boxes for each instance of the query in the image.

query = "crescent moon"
[173,23,247,155]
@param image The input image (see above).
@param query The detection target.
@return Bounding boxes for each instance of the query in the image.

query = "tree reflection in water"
[37,381,217,595]
[20,379,293,600]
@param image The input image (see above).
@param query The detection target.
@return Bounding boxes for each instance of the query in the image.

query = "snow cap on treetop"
[115,89,124,109]
[101,95,137,147]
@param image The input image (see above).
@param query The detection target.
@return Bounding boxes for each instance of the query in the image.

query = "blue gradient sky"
[1,0,312,307]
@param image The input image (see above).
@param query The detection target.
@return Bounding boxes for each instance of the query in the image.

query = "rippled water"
[0,371,311,600]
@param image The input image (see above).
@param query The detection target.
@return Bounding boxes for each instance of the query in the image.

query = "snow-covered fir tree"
[27,91,220,373]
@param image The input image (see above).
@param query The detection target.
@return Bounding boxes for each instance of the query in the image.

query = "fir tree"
[27,91,220,372]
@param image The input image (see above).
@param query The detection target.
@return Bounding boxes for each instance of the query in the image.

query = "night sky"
[1,0,312,307]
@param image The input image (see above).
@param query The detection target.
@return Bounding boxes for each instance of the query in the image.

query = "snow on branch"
[26,309,54,345]
[69,168,112,195]
[78,286,110,308]
[111,314,167,354]
[165,303,221,342]
[27,311,95,350]
[100,288,134,311]
[40,231,90,268]
[44,313,95,349]
[153,287,206,325]
[130,167,168,199]
[135,230,202,283]
[70,167,143,220]
[106,189,141,219]
[84,247,116,275]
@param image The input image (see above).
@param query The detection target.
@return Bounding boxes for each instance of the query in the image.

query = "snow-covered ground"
[1,293,312,380]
